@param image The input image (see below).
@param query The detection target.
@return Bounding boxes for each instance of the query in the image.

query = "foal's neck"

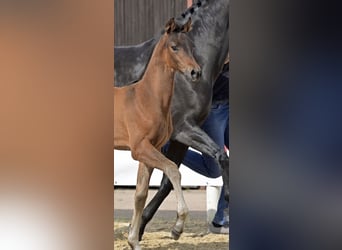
[139,36,176,108]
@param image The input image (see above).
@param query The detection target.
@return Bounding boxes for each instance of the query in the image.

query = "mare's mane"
[160,0,206,34]
[180,0,206,20]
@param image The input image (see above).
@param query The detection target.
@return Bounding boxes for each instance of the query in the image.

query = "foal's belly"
[114,145,130,150]
[113,136,131,150]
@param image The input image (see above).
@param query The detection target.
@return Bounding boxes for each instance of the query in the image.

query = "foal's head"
[162,18,201,82]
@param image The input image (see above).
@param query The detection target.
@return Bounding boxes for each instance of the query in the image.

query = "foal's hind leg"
[128,162,153,250]
[132,139,189,240]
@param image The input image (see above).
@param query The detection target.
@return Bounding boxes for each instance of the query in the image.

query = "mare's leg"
[139,140,188,240]
[132,139,189,240]
[174,125,230,201]
[128,162,153,250]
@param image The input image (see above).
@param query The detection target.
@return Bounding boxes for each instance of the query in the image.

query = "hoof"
[171,229,182,240]
[128,242,141,250]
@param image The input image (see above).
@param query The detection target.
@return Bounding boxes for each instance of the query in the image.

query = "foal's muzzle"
[190,68,202,82]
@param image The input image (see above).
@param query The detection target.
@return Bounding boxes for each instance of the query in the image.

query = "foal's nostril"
[191,69,201,80]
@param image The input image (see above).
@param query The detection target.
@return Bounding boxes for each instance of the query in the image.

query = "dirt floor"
[114,188,229,250]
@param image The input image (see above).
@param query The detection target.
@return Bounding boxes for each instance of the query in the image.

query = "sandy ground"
[114,188,229,250]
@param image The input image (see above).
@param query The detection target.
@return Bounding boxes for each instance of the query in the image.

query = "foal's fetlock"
[178,207,189,221]
[171,213,187,240]
[128,229,140,250]
[171,228,183,240]
[128,236,141,250]
[171,220,184,241]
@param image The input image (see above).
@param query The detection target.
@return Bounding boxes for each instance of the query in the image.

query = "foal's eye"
[171,45,178,51]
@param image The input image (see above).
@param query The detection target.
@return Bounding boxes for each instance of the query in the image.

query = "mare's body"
[114,0,229,240]
[114,18,201,250]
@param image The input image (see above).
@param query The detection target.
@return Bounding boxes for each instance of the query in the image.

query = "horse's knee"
[165,166,181,182]
[135,189,148,204]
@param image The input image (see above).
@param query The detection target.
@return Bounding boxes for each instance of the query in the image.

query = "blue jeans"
[183,101,229,226]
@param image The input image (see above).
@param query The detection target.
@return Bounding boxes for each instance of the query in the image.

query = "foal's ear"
[182,17,192,33]
[165,18,177,34]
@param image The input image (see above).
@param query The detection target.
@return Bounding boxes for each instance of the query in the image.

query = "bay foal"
[114,18,201,250]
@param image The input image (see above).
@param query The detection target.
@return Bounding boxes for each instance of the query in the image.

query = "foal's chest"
[147,113,173,148]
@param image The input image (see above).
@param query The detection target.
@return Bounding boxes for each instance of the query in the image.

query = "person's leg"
[202,103,229,233]
[209,186,229,234]
[212,187,228,226]
[182,150,221,177]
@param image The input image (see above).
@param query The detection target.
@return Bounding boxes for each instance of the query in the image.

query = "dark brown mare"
[114,18,201,250]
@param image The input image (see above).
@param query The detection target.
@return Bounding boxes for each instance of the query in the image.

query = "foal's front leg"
[132,139,189,240]
[128,162,153,250]
[139,140,189,240]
